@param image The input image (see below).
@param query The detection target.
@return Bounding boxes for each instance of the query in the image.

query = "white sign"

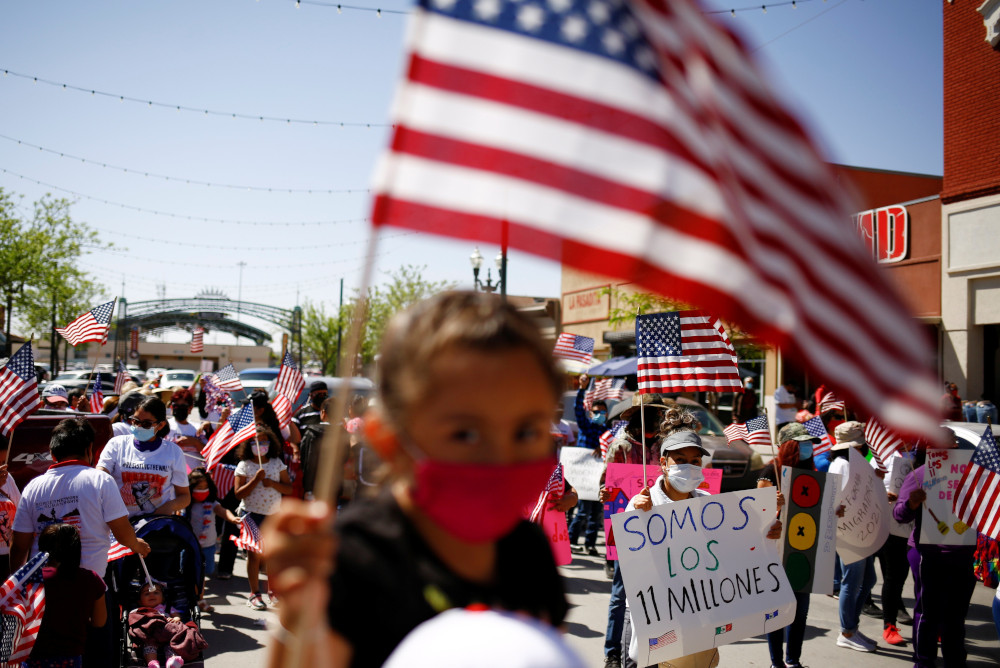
[835,448,890,564]
[778,468,839,595]
[559,447,604,501]
[920,449,976,546]
[886,453,915,539]
[611,488,795,666]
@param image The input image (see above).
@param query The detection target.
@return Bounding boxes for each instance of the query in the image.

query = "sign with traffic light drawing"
[779,468,838,594]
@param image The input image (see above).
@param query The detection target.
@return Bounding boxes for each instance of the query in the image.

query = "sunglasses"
[128,418,160,429]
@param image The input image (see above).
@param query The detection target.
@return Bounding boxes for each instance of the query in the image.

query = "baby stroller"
[112,515,206,667]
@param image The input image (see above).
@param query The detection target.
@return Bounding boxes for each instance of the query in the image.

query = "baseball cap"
[660,430,710,457]
[309,380,329,394]
[44,384,69,404]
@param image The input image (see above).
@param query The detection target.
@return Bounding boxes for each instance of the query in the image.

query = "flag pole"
[138,554,155,590]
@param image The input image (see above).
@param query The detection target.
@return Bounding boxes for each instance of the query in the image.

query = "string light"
[0,68,394,128]
[294,0,408,15]
[0,134,368,194]
[706,0,827,15]
[92,227,399,251]
[83,242,404,270]
[0,168,374,225]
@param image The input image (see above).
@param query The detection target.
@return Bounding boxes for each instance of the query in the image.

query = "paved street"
[195,527,1000,667]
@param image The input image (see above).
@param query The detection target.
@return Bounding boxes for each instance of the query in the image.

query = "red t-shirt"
[30,566,106,659]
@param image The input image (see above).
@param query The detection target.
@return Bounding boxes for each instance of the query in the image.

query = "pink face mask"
[407,450,556,543]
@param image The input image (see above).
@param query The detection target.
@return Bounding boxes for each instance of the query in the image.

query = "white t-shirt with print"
[189,500,221,548]
[773,386,797,424]
[167,419,200,444]
[97,435,189,517]
[112,422,132,438]
[235,458,287,516]
[13,463,128,574]
[0,476,21,556]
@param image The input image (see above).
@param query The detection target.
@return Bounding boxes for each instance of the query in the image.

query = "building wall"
[943,1,1000,203]
[32,340,273,372]
[833,164,941,209]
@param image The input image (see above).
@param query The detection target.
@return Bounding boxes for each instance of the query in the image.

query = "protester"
[97,396,191,517]
[299,395,359,503]
[598,394,670,668]
[874,448,914,647]
[234,425,292,611]
[291,380,328,430]
[43,384,71,410]
[733,376,759,423]
[262,292,568,667]
[167,397,203,452]
[22,524,107,668]
[795,399,815,423]
[184,468,239,613]
[773,382,797,431]
[112,388,147,438]
[569,375,608,556]
[829,421,882,652]
[68,388,88,412]
[0,436,21,580]
[941,382,962,421]
[893,444,977,666]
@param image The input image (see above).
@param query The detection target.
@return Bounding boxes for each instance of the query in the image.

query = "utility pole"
[336,277,344,376]
[50,288,57,373]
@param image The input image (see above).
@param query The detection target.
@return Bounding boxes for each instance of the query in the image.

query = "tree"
[301,300,341,376]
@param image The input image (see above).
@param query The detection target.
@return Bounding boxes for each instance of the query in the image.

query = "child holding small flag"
[262,292,568,668]
[184,469,240,613]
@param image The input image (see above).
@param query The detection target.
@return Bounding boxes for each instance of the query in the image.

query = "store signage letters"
[855,205,908,264]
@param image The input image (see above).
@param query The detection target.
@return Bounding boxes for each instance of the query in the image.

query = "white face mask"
[666,463,704,493]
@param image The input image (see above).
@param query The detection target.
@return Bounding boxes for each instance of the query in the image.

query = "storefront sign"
[920,449,976,546]
[855,205,908,264]
[562,285,610,325]
[612,488,794,666]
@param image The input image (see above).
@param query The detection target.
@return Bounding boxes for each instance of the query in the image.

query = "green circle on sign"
[785,552,812,591]
[788,512,817,551]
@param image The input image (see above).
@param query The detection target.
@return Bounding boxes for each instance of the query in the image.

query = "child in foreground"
[263,291,569,667]
[128,582,208,668]
[184,468,240,613]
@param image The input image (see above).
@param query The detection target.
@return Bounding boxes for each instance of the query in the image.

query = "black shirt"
[328,492,568,668]
[292,404,323,429]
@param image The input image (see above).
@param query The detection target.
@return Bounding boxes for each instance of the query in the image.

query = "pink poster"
[522,500,572,566]
[603,464,722,559]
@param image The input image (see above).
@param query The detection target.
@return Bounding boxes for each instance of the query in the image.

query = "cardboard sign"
[612,488,795,666]
[542,507,572,566]
[835,448,890,564]
[920,449,975,546]
[604,465,723,560]
[886,453,915,539]
[560,447,604,501]
[779,468,838,594]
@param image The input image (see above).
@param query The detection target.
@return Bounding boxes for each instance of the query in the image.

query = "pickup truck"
[7,410,113,490]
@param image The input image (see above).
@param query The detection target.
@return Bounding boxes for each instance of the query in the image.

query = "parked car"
[159,369,198,389]
[942,421,991,450]
[145,367,167,382]
[43,370,117,396]
[7,411,114,490]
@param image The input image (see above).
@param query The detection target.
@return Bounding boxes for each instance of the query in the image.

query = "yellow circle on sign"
[788,512,817,551]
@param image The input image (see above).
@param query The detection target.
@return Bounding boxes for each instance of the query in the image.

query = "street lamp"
[470,247,507,296]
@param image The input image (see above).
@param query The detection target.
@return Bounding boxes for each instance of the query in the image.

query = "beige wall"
[37,339,271,372]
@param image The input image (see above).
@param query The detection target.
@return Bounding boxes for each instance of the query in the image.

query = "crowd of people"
[3,291,1000,668]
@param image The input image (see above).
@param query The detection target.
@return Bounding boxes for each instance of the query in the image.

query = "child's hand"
[550,489,578,512]
[766,520,782,540]
[252,469,266,484]
[169,616,182,623]
[633,487,652,512]
[776,490,785,510]
[577,375,589,390]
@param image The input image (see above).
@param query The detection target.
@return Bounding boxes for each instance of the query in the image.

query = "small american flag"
[636,311,741,394]
[212,364,244,393]
[55,299,115,346]
[864,417,906,465]
[231,514,262,553]
[553,333,594,365]
[818,391,845,415]
[228,404,258,448]
[273,351,305,403]
[211,464,237,498]
[599,421,626,460]
[723,415,771,448]
[584,377,626,410]
[953,426,1000,540]
[114,360,130,395]
[649,629,677,649]
[272,394,292,430]
[0,551,47,664]
[107,536,133,561]
[202,421,234,472]
[190,327,204,354]
[0,341,41,437]
[529,463,564,523]
[802,416,833,456]
[89,372,105,413]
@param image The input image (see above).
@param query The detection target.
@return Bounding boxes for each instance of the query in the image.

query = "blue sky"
[1,0,942,344]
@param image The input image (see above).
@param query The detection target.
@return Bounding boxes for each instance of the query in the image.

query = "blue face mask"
[591,412,607,425]
[799,442,814,461]
[130,424,157,442]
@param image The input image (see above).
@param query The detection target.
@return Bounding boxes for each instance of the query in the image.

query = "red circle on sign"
[791,474,820,509]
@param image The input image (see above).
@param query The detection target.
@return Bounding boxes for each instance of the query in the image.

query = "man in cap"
[292,380,329,430]
[43,384,71,410]
[569,376,609,557]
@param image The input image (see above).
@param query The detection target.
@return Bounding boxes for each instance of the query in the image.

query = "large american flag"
[89,372,105,413]
[584,377,626,410]
[114,359,130,395]
[864,416,906,464]
[553,333,594,365]
[201,404,256,471]
[0,341,40,437]
[368,0,941,442]
[0,551,47,664]
[190,327,204,354]
[636,311,740,393]
[273,351,305,403]
[231,514,262,553]
[953,426,1000,540]
[55,299,115,346]
[801,415,833,456]
[723,415,771,448]
[212,364,244,393]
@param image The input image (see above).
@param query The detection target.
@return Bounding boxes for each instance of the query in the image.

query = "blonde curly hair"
[659,405,701,437]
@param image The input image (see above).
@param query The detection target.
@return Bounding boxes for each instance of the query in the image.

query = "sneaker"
[603,652,621,668]
[897,607,913,626]
[570,545,585,554]
[836,633,875,652]
[165,657,184,668]
[862,600,883,618]
[247,593,267,611]
[268,590,280,608]
[586,546,600,557]
[883,624,906,646]
[215,572,232,581]
[854,630,878,648]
